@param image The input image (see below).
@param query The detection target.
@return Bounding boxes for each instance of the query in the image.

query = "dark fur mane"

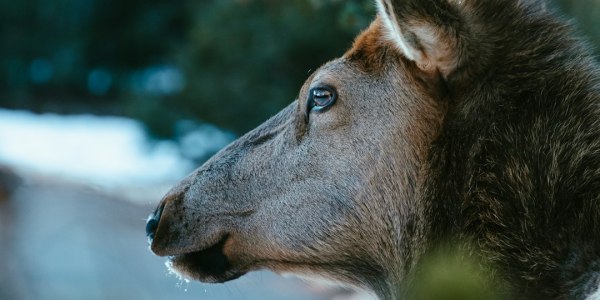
[426,1,600,298]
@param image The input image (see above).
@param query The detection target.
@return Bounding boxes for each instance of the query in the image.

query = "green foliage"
[0,0,190,114]
[408,246,507,300]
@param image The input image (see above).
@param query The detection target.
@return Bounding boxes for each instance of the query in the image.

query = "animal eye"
[307,86,337,112]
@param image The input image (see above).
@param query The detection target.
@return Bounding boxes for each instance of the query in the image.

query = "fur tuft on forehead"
[344,18,399,73]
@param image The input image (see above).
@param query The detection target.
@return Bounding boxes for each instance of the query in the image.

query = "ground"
[0,175,349,300]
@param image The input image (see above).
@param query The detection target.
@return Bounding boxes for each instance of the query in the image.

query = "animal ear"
[375,0,463,77]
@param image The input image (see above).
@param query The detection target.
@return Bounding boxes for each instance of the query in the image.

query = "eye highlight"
[307,86,337,113]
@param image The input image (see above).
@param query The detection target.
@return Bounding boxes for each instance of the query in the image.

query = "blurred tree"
[0,0,190,116]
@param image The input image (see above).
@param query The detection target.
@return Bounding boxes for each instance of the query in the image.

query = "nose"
[146,202,165,244]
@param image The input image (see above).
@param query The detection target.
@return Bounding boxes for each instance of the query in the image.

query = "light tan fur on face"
[150,1,600,299]
[151,19,448,298]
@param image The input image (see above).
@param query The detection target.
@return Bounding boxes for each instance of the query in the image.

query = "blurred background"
[0,0,597,299]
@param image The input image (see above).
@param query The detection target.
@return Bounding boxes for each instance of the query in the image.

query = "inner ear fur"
[376,0,464,77]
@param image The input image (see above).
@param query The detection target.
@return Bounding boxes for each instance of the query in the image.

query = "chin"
[164,237,247,283]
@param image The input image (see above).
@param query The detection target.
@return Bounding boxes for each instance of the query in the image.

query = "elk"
[146,0,600,299]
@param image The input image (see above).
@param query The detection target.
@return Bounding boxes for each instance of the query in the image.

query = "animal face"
[147,1,600,299]
[147,11,446,294]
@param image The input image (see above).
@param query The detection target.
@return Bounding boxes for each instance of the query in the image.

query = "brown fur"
[147,1,600,299]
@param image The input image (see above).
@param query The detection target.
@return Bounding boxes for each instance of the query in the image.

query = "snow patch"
[0,109,195,193]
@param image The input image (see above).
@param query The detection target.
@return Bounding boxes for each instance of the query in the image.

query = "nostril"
[146,203,165,243]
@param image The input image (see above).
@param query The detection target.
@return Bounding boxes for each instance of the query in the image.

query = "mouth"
[165,235,246,283]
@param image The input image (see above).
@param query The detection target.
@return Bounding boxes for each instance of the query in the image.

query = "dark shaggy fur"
[420,1,600,298]
[148,1,600,299]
